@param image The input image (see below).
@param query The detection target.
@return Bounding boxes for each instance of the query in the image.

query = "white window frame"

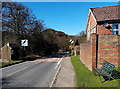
[112,23,120,35]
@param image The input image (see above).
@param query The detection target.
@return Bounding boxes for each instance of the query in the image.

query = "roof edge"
[90,5,120,10]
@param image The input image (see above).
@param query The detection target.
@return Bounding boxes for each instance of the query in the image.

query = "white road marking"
[50,61,62,87]
[5,62,42,77]
[49,55,66,87]
[55,57,63,69]
[0,61,29,70]
[35,62,41,65]
[6,66,28,77]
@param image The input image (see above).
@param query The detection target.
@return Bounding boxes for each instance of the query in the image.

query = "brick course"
[97,34,120,68]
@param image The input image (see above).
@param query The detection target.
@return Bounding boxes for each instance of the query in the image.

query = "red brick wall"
[97,35,120,68]
[80,43,92,70]
[80,34,120,71]
[80,34,97,71]
[97,24,112,35]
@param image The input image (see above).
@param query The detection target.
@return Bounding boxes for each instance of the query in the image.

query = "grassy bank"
[0,60,23,68]
[71,55,120,88]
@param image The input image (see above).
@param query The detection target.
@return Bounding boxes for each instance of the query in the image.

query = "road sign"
[21,39,28,46]
[69,45,74,49]
[70,39,74,44]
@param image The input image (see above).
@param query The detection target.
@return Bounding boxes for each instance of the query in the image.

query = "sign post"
[69,39,74,56]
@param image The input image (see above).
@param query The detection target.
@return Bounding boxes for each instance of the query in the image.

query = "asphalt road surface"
[0,53,67,88]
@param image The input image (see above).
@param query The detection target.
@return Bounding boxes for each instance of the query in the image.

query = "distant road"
[0,52,67,88]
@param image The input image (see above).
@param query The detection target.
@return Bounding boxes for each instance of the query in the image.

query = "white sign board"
[21,39,28,46]
[70,39,74,44]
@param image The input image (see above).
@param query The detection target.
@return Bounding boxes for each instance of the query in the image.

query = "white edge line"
[0,61,28,70]
[49,56,65,87]
[49,64,62,87]
[55,57,62,69]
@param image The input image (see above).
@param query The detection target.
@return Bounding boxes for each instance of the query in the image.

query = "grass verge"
[0,60,23,68]
[71,55,120,88]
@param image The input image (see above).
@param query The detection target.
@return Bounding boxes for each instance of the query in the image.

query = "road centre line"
[6,66,29,77]
[6,62,42,77]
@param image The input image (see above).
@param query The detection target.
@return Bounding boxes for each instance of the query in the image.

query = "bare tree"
[2,2,45,57]
[76,30,86,43]
[2,2,44,35]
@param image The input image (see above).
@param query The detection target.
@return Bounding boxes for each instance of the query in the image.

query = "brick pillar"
[74,46,76,56]
[90,33,97,70]
[1,45,12,62]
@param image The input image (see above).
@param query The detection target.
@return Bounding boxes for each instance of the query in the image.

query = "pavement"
[52,56,76,87]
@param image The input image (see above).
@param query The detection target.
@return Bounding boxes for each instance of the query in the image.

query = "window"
[112,24,120,35]
[112,24,118,29]
[112,29,118,35]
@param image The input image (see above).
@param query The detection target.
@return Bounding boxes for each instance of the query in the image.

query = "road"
[0,53,67,88]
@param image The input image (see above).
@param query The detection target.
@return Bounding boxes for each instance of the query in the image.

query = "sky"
[19,2,119,35]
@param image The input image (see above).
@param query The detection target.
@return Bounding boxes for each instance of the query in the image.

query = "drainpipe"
[96,24,99,68]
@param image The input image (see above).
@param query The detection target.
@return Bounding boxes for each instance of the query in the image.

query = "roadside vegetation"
[2,2,78,59]
[0,59,23,68]
[1,2,86,68]
[2,2,86,63]
[71,55,120,88]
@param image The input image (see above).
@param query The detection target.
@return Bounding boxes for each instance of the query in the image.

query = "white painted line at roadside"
[0,61,28,70]
[49,56,65,87]
[55,58,62,69]
[1,60,41,71]
[35,62,39,65]
[35,62,41,65]
[49,63,62,87]
[6,66,28,77]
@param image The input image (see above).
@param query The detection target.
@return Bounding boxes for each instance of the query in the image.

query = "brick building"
[80,5,120,71]
[86,5,120,41]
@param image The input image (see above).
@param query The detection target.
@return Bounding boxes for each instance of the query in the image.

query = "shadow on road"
[21,53,67,61]
[0,77,13,88]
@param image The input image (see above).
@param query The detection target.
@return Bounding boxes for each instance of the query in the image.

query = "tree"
[2,2,45,57]
[42,29,59,54]
[76,30,86,44]
[2,2,44,35]
[2,2,29,33]
[77,30,86,37]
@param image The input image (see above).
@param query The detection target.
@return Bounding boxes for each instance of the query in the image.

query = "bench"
[94,60,115,81]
